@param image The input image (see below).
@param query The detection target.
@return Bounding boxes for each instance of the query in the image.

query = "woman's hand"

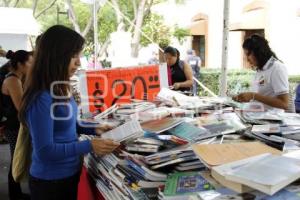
[91,138,120,156]
[173,83,181,90]
[95,124,114,135]
[233,92,255,102]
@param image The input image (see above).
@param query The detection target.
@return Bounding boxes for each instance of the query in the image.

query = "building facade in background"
[153,0,300,75]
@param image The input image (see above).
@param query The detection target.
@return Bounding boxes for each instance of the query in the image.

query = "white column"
[220,0,230,97]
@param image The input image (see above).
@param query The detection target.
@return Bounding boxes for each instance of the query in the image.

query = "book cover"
[251,124,281,134]
[168,122,210,142]
[141,117,184,134]
[164,172,213,196]
[192,142,281,168]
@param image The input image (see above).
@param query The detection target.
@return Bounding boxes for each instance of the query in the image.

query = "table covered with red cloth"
[78,166,105,200]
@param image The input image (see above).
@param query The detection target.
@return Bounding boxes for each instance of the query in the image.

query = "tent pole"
[220,0,230,97]
[93,0,98,69]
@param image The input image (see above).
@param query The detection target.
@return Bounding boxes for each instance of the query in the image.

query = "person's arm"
[5,77,23,111]
[233,92,289,110]
[28,93,119,161]
[173,62,193,89]
[76,121,96,135]
[28,93,92,162]
[233,63,289,110]
[76,121,115,135]
[254,93,288,110]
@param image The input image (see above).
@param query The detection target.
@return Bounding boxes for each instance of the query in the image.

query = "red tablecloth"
[78,166,105,200]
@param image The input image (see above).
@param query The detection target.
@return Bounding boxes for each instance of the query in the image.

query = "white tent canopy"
[0,7,39,35]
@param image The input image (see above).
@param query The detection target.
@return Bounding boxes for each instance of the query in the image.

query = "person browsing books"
[233,34,289,110]
[1,50,33,200]
[164,46,193,92]
[186,49,201,96]
[19,25,120,200]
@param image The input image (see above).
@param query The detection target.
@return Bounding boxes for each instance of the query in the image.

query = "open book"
[219,153,300,195]
[101,119,143,142]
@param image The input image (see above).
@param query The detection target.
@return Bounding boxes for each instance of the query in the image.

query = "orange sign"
[80,65,167,113]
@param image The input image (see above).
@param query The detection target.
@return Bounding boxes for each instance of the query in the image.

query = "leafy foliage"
[173,25,190,44]
[140,13,171,48]
[198,69,300,96]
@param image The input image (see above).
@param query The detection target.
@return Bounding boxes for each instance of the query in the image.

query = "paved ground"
[0,143,29,200]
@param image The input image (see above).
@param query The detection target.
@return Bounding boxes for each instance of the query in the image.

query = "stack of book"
[77,88,300,199]
[84,153,165,199]
[237,108,284,125]
[124,137,164,154]
[144,146,203,172]
[113,102,156,121]
[116,102,156,113]
[138,107,194,122]
[156,88,214,111]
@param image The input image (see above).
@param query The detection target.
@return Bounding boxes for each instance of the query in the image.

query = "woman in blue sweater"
[19,25,120,200]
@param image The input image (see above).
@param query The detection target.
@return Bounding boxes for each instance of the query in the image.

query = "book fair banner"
[79,64,168,113]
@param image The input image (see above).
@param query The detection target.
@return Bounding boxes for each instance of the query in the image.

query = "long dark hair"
[19,25,85,125]
[6,50,33,70]
[243,34,279,70]
[164,46,180,61]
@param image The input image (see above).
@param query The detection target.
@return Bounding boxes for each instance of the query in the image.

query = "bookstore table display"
[78,88,300,200]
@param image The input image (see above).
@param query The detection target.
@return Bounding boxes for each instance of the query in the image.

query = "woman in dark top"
[1,50,33,200]
[164,46,193,92]
[164,46,193,91]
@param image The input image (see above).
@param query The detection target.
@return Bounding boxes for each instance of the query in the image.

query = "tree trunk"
[82,5,97,37]
[13,0,20,7]
[66,0,101,37]
[66,0,81,33]
[98,38,110,58]
[111,0,125,31]
[32,0,39,16]
[2,0,10,7]
[131,0,147,58]
[34,0,57,19]
[131,0,137,19]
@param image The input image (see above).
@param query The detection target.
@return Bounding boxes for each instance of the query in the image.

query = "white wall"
[267,0,300,75]
[227,0,250,69]
[0,33,30,65]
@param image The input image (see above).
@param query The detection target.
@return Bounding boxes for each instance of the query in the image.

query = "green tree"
[173,25,190,45]
[140,13,171,48]
[1,0,186,58]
